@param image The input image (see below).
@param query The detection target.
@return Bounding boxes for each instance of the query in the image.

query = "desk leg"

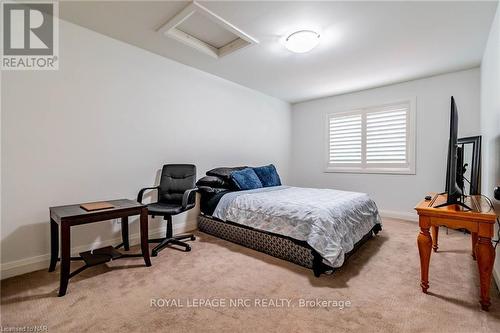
[140,208,151,267]
[58,222,71,297]
[431,226,439,252]
[417,220,432,293]
[121,217,130,251]
[49,218,58,272]
[471,232,478,260]
[475,237,495,311]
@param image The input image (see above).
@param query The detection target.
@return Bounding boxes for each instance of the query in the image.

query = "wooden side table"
[49,199,151,296]
[415,194,497,311]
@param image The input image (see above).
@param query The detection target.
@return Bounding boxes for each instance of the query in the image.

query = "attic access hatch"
[157,1,258,59]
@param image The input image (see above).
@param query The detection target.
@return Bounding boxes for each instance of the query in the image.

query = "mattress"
[198,214,381,275]
[211,186,382,268]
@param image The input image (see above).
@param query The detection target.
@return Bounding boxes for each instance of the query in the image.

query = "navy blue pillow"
[253,164,281,187]
[230,168,263,190]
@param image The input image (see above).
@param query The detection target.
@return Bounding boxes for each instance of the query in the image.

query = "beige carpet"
[1,218,499,332]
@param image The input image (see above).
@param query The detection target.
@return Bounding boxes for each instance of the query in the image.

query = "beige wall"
[480,4,500,286]
[0,20,291,278]
[291,68,481,219]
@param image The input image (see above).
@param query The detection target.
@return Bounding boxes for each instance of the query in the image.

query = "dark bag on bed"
[196,176,231,189]
[206,166,247,180]
[197,186,230,194]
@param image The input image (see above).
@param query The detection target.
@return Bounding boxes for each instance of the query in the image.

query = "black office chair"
[137,164,197,256]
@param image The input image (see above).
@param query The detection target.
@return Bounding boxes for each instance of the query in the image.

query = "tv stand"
[415,193,496,311]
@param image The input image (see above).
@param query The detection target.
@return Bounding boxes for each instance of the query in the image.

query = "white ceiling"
[60,1,497,103]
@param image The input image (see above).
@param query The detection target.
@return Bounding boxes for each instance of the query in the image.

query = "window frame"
[324,98,416,175]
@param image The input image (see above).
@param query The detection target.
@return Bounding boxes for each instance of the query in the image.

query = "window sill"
[324,167,415,175]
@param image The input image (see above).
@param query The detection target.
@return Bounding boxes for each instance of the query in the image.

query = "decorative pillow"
[196,176,230,189]
[207,166,247,180]
[253,164,281,187]
[230,168,263,190]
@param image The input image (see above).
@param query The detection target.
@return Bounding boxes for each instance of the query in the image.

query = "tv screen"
[434,96,470,210]
[446,96,461,201]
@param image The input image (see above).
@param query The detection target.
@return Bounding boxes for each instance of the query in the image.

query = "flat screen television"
[434,96,471,210]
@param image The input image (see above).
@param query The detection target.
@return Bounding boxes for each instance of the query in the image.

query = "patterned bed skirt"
[198,215,381,276]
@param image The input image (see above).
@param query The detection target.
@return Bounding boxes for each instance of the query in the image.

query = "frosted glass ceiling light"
[285,30,320,53]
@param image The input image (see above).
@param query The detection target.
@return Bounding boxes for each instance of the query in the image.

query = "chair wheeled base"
[149,215,196,256]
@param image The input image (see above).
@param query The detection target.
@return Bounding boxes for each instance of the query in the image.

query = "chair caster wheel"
[190,236,196,241]
[185,245,191,252]
[151,251,158,257]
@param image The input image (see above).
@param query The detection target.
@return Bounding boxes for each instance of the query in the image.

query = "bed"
[197,166,382,276]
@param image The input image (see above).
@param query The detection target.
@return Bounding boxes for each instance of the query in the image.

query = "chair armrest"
[182,188,198,209]
[137,186,159,203]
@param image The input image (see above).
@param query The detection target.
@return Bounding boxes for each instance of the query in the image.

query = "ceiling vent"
[157,1,258,59]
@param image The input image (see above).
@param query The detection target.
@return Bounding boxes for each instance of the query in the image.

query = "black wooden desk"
[49,199,151,296]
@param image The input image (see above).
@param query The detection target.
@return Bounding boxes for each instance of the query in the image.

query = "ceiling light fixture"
[285,30,320,53]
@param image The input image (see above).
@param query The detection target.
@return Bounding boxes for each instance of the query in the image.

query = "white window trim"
[324,98,416,175]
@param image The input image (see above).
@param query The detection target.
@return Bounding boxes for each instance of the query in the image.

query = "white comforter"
[212,186,381,268]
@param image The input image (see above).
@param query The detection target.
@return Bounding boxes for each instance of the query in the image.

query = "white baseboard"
[0,218,198,280]
[379,209,418,222]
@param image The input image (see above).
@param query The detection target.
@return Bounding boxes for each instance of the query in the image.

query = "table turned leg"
[121,216,130,251]
[140,208,152,267]
[471,232,478,260]
[431,226,439,252]
[58,222,71,297]
[417,226,432,293]
[475,237,495,311]
[49,218,59,272]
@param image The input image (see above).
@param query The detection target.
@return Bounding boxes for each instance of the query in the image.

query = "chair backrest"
[158,164,196,205]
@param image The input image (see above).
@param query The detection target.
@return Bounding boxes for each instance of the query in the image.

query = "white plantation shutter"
[328,113,362,165]
[366,103,409,165]
[326,100,415,174]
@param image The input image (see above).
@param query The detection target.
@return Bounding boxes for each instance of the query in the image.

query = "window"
[326,99,416,174]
